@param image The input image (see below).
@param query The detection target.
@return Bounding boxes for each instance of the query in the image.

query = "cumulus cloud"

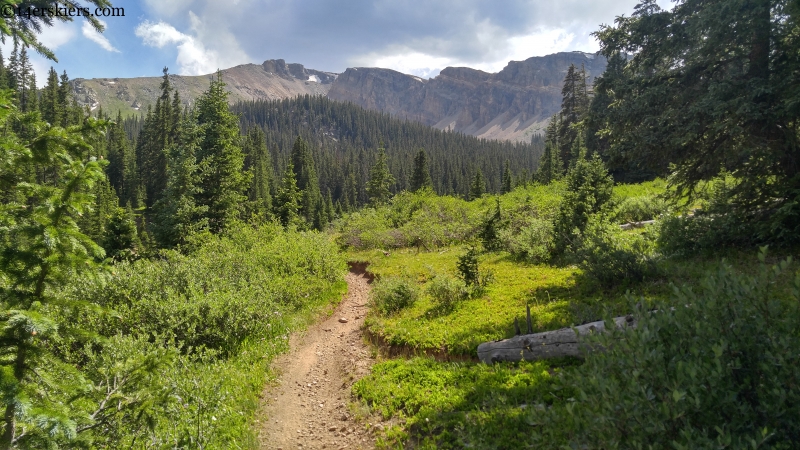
[39,21,77,50]
[82,20,120,53]
[135,11,250,76]
[135,0,675,78]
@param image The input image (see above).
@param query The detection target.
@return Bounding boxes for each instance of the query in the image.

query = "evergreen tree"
[552,152,614,256]
[7,39,19,93]
[366,146,394,206]
[537,115,564,184]
[0,48,8,90]
[195,72,250,232]
[40,67,61,126]
[242,126,273,221]
[410,148,433,192]
[104,205,141,261]
[106,111,131,201]
[469,168,486,200]
[25,72,37,113]
[16,45,33,113]
[57,71,71,127]
[501,160,513,194]
[0,95,110,446]
[289,135,322,226]
[76,175,118,245]
[275,161,302,228]
[555,64,590,168]
[152,115,208,248]
[593,0,800,242]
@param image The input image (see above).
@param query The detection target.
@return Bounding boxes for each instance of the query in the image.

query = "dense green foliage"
[371,277,420,316]
[590,0,800,243]
[533,254,800,449]
[59,225,345,447]
[232,95,544,204]
[353,358,560,449]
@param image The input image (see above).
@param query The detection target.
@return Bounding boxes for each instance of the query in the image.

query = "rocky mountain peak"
[261,59,337,84]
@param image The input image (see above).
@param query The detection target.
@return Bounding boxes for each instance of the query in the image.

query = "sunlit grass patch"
[350,247,662,356]
[353,357,573,449]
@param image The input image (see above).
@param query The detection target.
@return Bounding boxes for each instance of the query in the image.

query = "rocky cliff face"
[73,52,606,142]
[71,59,337,117]
[327,52,607,142]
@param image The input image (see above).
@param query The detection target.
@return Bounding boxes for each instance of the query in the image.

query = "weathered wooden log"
[619,219,656,230]
[477,315,636,364]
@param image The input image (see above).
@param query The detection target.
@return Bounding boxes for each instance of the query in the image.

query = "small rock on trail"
[257,270,376,450]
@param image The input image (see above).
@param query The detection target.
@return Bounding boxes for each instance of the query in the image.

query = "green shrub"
[500,218,554,263]
[576,217,658,287]
[372,276,420,315]
[56,224,346,447]
[426,274,468,309]
[456,246,480,286]
[552,154,614,257]
[613,195,669,223]
[536,252,800,449]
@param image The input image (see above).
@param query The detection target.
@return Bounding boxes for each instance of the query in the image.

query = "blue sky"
[20,0,674,85]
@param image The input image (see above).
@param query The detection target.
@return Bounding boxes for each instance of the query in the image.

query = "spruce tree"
[556,64,589,168]
[152,115,208,247]
[469,168,486,200]
[410,148,433,192]
[40,67,61,126]
[289,135,321,226]
[501,160,513,194]
[242,126,273,221]
[57,71,71,127]
[104,205,141,261]
[275,161,302,228]
[552,152,613,257]
[195,72,250,232]
[0,97,110,446]
[366,146,394,206]
[106,111,131,201]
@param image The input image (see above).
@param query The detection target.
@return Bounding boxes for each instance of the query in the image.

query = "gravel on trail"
[257,270,376,450]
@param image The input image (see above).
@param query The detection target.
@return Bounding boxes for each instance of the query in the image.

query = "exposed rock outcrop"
[71,52,607,143]
[327,52,607,142]
[71,60,337,117]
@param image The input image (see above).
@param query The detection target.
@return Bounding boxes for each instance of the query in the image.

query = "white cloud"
[82,20,120,53]
[39,22,77,50]
[354,28,579,78]
[378,53,452,79]
[135,19,218,75]
[135,14,251,76]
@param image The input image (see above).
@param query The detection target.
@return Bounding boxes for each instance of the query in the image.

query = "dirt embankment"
[257,269,376,450]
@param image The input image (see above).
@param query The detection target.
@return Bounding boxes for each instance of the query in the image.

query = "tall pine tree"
[410,148,433,192]
[195,72,250,232]
[366,145,394,206]
[242,126,273,222]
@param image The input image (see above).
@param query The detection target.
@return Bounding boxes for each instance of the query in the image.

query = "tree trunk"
[477,315,635,364]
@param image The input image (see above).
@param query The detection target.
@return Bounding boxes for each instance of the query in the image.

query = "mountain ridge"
[72,51,606,142]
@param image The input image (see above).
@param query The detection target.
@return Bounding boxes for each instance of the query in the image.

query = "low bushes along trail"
[258,267,376,450]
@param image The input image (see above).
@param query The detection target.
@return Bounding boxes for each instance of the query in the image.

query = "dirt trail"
[257,268,376,450]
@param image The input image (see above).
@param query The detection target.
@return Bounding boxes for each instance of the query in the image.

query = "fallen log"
[619,219,656,230]
[477,315,636,364]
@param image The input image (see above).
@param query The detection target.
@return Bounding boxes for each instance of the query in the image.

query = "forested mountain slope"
[233,95,544,203]
[326,52,607,142]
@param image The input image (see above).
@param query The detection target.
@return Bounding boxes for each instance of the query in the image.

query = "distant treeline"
[121,95,544,209]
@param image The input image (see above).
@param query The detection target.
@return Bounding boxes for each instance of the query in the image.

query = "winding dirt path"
[257,268,376,450]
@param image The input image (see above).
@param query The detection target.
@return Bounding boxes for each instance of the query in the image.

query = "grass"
[348,243,798,447]
[351,246,680,357]
[353,357,575,449]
